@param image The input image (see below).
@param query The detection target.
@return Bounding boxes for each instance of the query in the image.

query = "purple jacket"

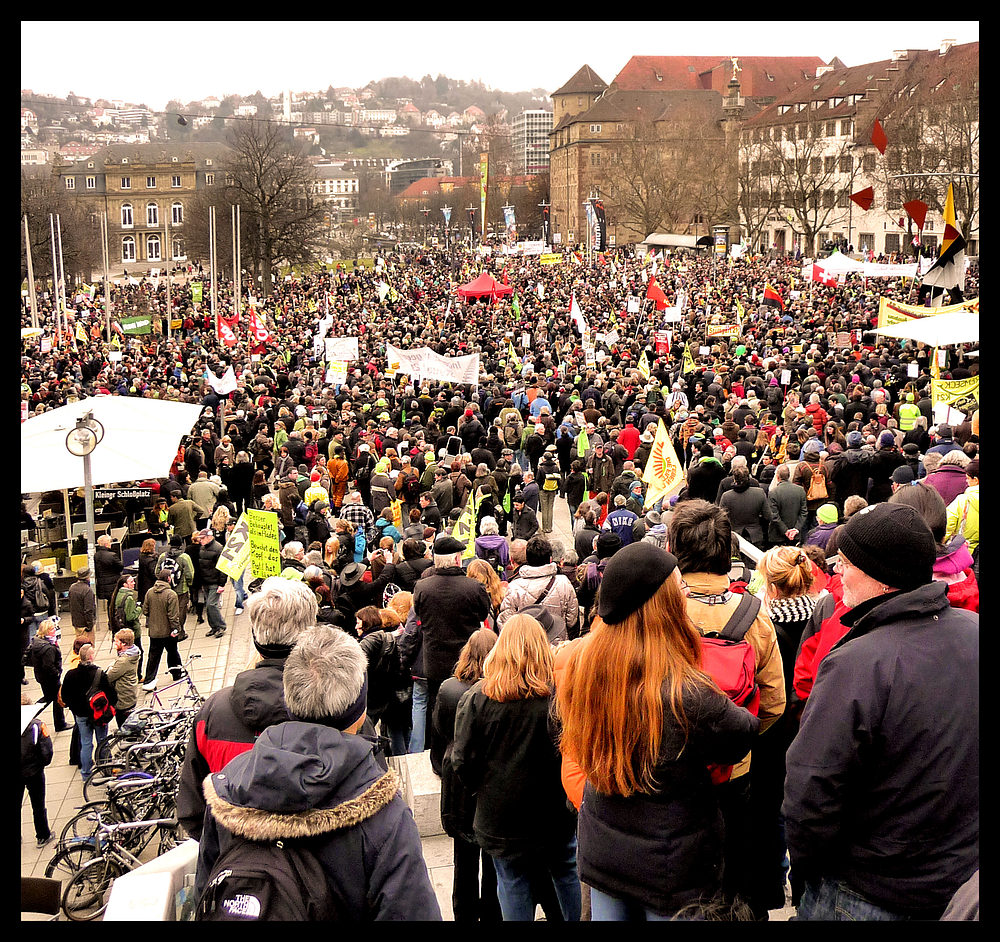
[924,465,968,508]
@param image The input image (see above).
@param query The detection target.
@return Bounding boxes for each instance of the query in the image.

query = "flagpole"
[49,214,61,346]
[165,212,172,342]
[56,214,75,352]
[24,214,38,330]
[209,205,218,341]
[99,212,111,343]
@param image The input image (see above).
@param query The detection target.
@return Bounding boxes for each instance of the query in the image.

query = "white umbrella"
[20,396,204,494]
[815,251,865,274]
[874,309,979,346]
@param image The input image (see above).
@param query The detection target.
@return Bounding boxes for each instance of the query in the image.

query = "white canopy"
[815,251,865,274]
[21,396,204,494]
[874,309,979,346]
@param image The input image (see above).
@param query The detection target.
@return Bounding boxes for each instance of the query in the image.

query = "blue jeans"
[797,878,912,921]
[205,586,227,633]
[234,572,247,609]
[590,887,673,921]
[408,679,428,753]
[76,714,109,779]
[492,836,581,921]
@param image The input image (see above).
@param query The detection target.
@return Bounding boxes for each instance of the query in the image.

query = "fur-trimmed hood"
[203,721,400,842]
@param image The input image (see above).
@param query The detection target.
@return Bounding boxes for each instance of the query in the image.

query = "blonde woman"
[451,614,580,921]
[465,558,505,630]
[750,545,817,912]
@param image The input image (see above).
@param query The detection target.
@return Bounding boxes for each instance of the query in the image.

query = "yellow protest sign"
[539,253,564,265]
[877,296,979,329]
[931,376,979,414]
[215,513,251,579]
[246,509,282,579]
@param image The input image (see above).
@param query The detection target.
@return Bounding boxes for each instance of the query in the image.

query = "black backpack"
[481,545,505,577]
[158,553,184,591]
[26,575,48,612]
[196,835,337,921]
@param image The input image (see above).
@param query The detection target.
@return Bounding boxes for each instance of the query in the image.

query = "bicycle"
[60,817,178,921]
[96,706,200,764]
[144,653,204,709]
[83,738,188,802]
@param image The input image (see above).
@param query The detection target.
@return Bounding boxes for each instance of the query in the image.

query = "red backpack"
[698,592,761,785]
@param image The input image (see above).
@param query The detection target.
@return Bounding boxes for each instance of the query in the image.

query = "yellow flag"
[941,184,957,257]
[638,351,651,380]
[683,345,696,374]
[641,420,685,507]
[508,339,521,368]
[76,322,88,345]
[930,347,940,380]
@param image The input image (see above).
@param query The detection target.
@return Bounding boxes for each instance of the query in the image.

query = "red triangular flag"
[903,199,928,231]
[850,187,874,211]
[871,119,888,155]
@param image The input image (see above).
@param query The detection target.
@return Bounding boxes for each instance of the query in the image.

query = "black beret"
[597,543,679,625]
[433,535,466,555]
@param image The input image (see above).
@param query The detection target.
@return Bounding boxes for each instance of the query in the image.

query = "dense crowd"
[21,241,979,921]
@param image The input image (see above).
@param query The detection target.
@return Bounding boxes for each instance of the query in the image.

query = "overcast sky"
[22,20,979,112]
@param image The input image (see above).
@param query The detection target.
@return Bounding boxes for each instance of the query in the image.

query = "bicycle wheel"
[62,855,126,921]
[82,759,135,802]
[59,802,112,845]
[43,843,99,882]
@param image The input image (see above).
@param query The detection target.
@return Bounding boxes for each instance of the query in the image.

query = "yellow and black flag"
[918,184,966,306]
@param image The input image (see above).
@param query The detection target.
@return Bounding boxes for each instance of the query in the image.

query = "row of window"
[120,234,183,262]
[119,202,184,227]
[66,173,215,190]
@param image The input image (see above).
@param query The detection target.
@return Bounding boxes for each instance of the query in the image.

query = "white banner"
[627,296,640,313]
[324,337,360,362]
[862,262,919,278]
[386,344,481,385]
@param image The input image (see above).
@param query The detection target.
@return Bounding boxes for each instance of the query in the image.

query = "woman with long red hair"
[556,542,759,921]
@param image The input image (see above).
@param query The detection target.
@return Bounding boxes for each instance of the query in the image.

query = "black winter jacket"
[451,684,576,863]
[577,680,759,916]
[783,582,979,918]
[195,722,441,920]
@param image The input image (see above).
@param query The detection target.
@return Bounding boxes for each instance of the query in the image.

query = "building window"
[205,173,215,185]
[923,235,938,253]
[146,234,161,260]
[837,191,850,208]
[172,237,183,259]
[171,175,182,188]
[86,176,96,189]
[839,155,852,173]
[591,152,601,167]
[171,202,183,225]
[884,233,900,254]
[862,153,876,173]
[840,119,852,136]
[147,202,159,226]
[859,233,875,252]
[205,158,213,166]
[122,236,136,261]
[590,124,601,133]
[121,203,133,228]
[121,176,131,189]
[65,177,75,190]
[146,175,156,188]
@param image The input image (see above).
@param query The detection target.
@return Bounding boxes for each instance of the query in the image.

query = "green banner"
[247,509,282,578]
[120,314,152,335]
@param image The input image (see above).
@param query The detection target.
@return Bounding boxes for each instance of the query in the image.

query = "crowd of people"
[21,240,979,921]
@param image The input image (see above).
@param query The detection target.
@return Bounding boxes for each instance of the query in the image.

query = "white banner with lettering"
[386,344,480,385]
[324,336,360,362]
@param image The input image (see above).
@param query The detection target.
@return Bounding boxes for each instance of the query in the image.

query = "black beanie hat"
[837,503,935,591]
[597,543,679,625]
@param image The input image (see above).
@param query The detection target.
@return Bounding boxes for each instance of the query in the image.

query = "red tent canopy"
[456,272,514,299]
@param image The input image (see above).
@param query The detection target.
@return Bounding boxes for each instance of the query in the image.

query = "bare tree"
[222,118,327,297]
[21,166,101,284]
[757,117,861,255]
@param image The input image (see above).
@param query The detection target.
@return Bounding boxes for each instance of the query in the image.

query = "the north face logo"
[222,894,261,919]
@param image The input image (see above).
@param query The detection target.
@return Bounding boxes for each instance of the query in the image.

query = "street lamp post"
[538,200,550,249]
[65,412,105,591]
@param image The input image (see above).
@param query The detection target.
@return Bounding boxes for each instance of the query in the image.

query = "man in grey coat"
[768,464,809,545]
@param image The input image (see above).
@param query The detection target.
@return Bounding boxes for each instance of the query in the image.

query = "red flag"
[501,267,509,285]
[871,118,888,155]
[646,275,668,311]
[811,264,838,287]
[850,187,874,211]
[903,199,928,231]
